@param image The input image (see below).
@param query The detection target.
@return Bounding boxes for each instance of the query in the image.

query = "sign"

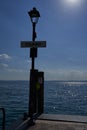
[21,41,46,48]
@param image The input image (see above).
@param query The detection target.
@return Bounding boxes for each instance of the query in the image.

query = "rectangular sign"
[21,41,46,48]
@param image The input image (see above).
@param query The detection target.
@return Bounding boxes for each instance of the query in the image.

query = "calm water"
[0,81,87,129]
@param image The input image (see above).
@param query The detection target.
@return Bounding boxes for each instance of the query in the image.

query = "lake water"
[0,81,87,129]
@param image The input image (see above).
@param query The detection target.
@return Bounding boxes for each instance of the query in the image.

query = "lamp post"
[21,7,46,123]
[21,8,46,125]
[28,7,40,120]
[28,7,40,70]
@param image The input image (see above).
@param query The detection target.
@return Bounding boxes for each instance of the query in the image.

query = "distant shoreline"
[0,80,87,82]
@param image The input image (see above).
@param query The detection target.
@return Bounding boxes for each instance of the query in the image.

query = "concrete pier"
[27,119,87,130]
[26,114,87,130]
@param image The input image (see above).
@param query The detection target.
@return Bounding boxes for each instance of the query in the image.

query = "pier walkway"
[27,114,87,130]
[27,119,87,130]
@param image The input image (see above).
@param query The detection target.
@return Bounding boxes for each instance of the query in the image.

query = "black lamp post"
[28,7,40,120]
[28,7,40,70]
[21,7,45,123]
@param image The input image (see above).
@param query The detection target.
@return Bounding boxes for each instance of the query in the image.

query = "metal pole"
[29,22,37,117]
[32,22,36,42]
[31,22,36,70]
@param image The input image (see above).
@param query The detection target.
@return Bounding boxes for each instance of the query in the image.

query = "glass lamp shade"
[31,17,39,24]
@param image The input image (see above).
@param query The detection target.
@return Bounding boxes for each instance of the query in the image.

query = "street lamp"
[21,7,46,125]
[28,8,40,70]
[28,7,40,121]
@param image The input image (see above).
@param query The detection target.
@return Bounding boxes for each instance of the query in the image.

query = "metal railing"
[0,108,5,130]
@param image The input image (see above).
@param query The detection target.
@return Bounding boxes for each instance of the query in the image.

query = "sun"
[66,0,80,4]
[60,0,84,12]
[66,0,82,5]
[67,0,78,3]
[63,0,83,8]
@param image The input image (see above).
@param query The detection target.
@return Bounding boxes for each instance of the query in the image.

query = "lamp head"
[28,7,40,24]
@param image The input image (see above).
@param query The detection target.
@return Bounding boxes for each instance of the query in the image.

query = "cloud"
[0,54,11,60]
[45,68,87,80]
[0,63,8,69]
[27,60,31,63]
[7,68,24,73]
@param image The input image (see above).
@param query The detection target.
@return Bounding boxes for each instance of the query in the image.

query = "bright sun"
[64,0,83,8]
[66,0,79,4]
[60,0,84,11]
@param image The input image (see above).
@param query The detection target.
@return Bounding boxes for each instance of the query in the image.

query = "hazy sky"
[0,0,87,80]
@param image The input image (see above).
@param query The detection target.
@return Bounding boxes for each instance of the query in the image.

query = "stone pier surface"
[27,114,87,130]
[27,119,87,130]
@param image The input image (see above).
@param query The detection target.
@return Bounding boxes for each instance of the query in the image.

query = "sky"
[0,0,87,80]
